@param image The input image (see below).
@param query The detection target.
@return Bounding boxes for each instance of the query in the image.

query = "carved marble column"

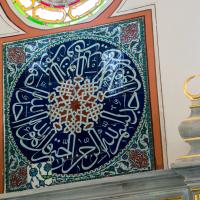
[178,74,200,161]
[172,75,200,198]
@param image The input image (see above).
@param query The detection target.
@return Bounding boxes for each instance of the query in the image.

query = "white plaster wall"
[115,0,200,167]
[0,6,24,37]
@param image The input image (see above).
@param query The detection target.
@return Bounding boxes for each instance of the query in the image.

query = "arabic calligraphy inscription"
[4,18,155,192]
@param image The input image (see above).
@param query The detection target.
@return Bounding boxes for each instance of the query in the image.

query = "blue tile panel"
[3,17,155,192]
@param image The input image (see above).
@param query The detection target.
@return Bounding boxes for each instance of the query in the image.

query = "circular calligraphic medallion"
[9,38,145,174]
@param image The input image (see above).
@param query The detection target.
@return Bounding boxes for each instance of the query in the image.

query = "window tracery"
[12,0,111,27]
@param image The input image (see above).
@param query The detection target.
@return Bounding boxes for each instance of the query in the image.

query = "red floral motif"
[48,76,104,133]
[129,149,149,168]
[121,23,138,43]
[8,47,26,64]
[10,167,27,188]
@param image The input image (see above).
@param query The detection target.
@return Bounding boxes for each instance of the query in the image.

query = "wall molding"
[0,169,188,200]
[4,163,200,199]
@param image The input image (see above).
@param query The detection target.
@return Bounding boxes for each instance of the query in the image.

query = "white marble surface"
[0,170,188,200]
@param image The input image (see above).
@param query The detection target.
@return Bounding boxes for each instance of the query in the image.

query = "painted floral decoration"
[121,23,139,43]
[10,167,27,189]
[7,47,25,64]
[129,149,149,168]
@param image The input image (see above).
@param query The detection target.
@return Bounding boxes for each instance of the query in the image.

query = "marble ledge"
[172,159,200,188]
[0,169,188,200]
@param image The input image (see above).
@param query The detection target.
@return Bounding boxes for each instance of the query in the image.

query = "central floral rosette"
[48,76,104,134]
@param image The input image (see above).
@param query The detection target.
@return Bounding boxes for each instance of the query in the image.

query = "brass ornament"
[184,74,200,100]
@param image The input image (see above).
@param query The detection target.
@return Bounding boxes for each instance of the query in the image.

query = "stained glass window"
[12,0,112,28]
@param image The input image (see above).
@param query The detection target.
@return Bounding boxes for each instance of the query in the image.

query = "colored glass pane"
[12,0,111,28]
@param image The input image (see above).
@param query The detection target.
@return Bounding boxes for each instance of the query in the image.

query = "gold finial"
[184,74,200,100]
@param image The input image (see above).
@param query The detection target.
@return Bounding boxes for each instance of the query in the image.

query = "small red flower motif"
[10,167,27,189]
[121,23,138,43]
[129,149,149,168]
[8,47,26,64]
